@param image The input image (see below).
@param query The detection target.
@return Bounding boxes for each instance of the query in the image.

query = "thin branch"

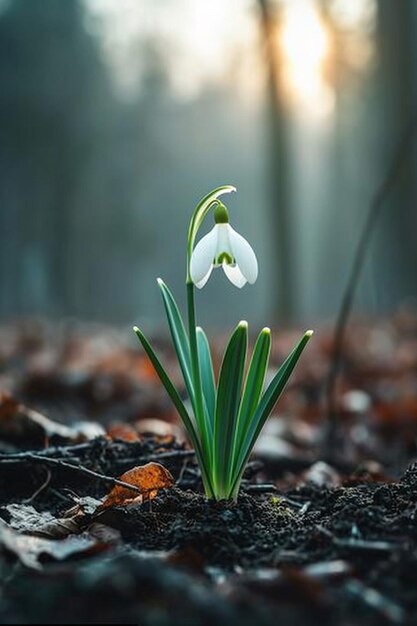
[119,450,195,465]
[324,111,417,436]
[23,468,52,504]
[0,448,195,471]
[0,441,97,460]
[0,453,143,495]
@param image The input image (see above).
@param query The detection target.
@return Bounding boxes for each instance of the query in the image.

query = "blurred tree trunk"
[375,0,417,308]
[257,0,294,324]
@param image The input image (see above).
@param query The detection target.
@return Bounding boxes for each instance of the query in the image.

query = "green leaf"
[230,330,313,498]
[214,321,248,497]
[230,327,271,480]
[157,279,195,406]
[186,185,236,281]
[133,326,214,498]
[196,326,216,427]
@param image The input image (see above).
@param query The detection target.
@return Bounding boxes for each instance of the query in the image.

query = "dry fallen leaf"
[107,423,141,442]
[0,393,104,446]
[64,495,104,518]
[135,418,181,439]
[101,462,174,509]
[2,504,81,538]
[0,520,103,569]
[303,461,341,488]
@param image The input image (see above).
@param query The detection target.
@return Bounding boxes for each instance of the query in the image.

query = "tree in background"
[0,0,146,320]
[257,0,294,324]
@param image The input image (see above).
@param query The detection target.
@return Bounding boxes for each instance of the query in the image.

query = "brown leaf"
[0,393,104,447]
[101,462,174,509]
[135,418,180,439]
[107,423,141,442]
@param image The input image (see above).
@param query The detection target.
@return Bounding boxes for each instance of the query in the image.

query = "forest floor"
[0,313,417,625]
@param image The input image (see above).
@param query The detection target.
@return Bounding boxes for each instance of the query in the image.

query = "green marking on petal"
[216,252,233,265]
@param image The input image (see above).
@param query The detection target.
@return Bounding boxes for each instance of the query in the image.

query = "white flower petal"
[214,223,232,260]
[195,265,213,289]
[227,225,258,284]
[190,226,218,285]
[222,262,247,288]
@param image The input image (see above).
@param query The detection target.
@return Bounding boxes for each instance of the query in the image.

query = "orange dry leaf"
[101,462,174,509]
[107,423,141,442]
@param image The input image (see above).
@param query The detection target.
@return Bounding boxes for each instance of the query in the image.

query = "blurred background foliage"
[0,0,416,332]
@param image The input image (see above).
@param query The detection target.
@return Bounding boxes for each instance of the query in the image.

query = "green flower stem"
[186,280,214,497]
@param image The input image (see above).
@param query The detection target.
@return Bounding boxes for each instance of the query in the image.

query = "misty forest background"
[1,0,416,333]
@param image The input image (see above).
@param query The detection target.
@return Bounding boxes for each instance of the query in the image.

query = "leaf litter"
[1,320,417,623]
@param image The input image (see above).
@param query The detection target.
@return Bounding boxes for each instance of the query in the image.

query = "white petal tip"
[156,278,164,285]
[238,320,248,329]
[261,327,271,335]
[306,330,314,337]
[247,263,259,284]
[227,226,258,285]
[133,326,139,333]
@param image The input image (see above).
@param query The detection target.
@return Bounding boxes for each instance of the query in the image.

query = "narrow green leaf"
[230,327,271,480]
[214,321,248,497]
[230,330,313,498]
[133,326,214,498]
[196,326,216,426]
[157,279,195,406]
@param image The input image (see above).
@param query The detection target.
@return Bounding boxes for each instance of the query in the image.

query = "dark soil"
[2,318,417,625]
[0,434,416,625]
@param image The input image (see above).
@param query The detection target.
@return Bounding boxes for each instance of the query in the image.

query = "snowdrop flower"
[190,202,258,289]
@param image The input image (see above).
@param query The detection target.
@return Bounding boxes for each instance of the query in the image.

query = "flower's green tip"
[261,327,271,335]
[214,202,229,224]
[306,330,314,337]
[238,320,248,329]
[133,326,140,333]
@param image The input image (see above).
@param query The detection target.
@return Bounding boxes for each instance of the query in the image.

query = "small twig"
[344,580,404,624]
[0,442,94,460]
[333,537,397,553]
[23,468,52,504]
[0,453,142,495]
[0,447,196,496]
[148,449,194,461]
[244,483,278,494]
[324,110,417,451]
[121,450,195,465]
[177,458,190,484]
[49,488,74,504]
[0,446,194,465]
